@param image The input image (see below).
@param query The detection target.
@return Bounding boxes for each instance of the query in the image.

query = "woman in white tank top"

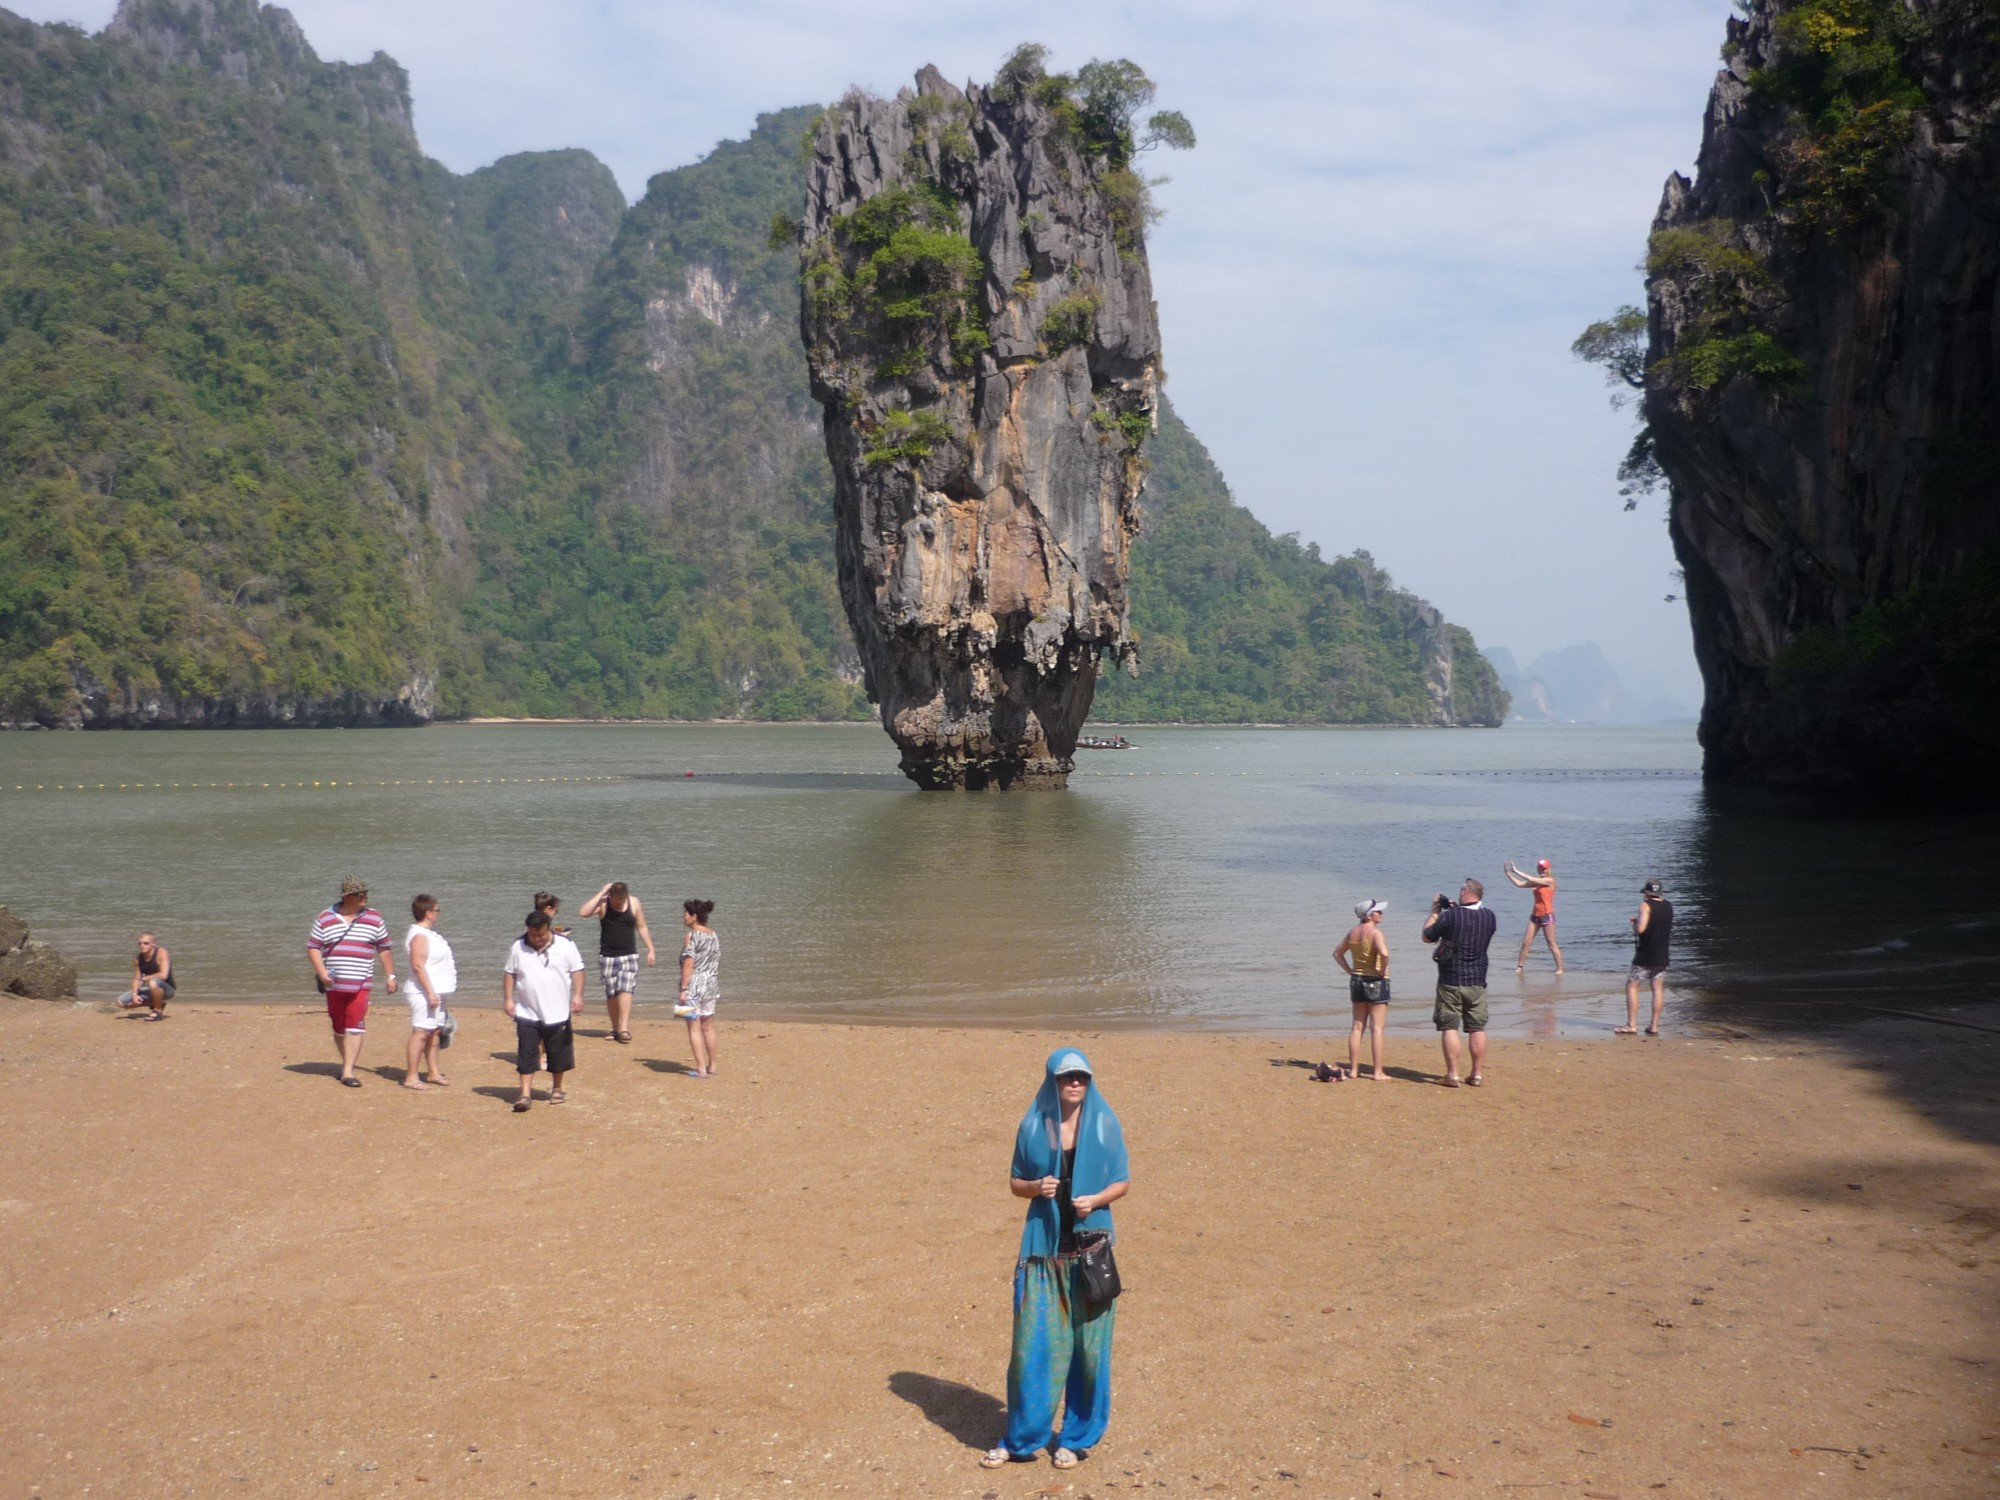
[402,894,457,1090]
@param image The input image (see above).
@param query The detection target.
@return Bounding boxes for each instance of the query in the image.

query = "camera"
[1433,892,1453,910]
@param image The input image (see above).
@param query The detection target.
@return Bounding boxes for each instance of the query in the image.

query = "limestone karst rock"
[800,59,1163,788]
[1644,0,2000,800]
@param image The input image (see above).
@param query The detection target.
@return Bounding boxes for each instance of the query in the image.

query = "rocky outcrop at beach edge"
[2,670,435,730]
[0,907,78,1001]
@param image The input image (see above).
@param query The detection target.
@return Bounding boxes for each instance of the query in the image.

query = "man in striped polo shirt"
[308,875,395,1088]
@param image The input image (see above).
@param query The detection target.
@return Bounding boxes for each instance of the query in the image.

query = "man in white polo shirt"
[503,910,585,1113]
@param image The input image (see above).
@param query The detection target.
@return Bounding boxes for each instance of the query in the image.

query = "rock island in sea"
[798,52,1175,789]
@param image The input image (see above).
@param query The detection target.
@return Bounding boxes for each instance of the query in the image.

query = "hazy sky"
[16,0,1731,700]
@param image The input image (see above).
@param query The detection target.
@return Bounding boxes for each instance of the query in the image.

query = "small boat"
[1077,734,1133,750]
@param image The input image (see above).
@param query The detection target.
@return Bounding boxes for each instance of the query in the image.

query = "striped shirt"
[310,906,391,988]
[1424,902,1497,988]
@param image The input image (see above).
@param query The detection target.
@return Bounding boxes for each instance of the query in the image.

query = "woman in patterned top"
[677,899,721,1078]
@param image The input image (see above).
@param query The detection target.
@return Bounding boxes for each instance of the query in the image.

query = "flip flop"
[979,1448,1015,1469]
[512,1098,531,1113]
[1052,1448,1082,1469]
[340,1076,362,1088]
[1467,1074,1483,1087]
[1443,1075,1461,1088]
[1645,1028,1660,1036]
[615,1031,632,1044]
[1614,1026,1638,1036]
[550,1089,567,1104]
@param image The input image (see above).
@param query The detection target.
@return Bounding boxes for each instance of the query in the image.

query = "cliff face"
[800,64,1160,788]
[1646,0,2000,799]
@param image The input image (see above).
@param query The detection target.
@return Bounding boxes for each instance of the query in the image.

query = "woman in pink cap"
[1503,859,1564,974]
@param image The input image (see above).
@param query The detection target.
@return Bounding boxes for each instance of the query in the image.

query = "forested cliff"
[0,0,1505,730]
[1638,0,2000,799]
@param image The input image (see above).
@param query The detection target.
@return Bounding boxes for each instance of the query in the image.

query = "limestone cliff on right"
[1643,0,2000,803]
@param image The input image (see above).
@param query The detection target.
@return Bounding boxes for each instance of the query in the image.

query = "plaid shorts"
[599,953,640,1000]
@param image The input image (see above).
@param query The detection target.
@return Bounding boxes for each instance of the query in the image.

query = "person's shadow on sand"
[282,1061,343,1080]
[639,1058,703,1075]
[887,1372,1003,1449]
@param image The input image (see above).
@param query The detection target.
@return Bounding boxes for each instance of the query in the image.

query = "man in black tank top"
[118,931,175,1019]
[1619,880,1674,1036]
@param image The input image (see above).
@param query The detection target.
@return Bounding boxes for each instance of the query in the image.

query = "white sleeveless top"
[403,924,458,998]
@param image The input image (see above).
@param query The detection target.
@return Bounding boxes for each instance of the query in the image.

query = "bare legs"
[1516,922,1565,974]
[404,1028,430,1089]
[686,1014,718,1077]
[404,1027,447,1088]
[607,990,633,1041]
[1347,1002,1388,1079]
[1623,974,1667,1035]
[335,1029,363,1083]
[1440,1028,1487,1085]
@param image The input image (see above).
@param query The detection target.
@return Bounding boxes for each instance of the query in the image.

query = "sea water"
[2,722,1993,1037]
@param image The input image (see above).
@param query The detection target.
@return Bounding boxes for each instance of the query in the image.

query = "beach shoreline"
[3,998,1996,1497]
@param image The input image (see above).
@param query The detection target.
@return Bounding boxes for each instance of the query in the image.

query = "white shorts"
[681,991,717,1019]
[406,990,447,1030]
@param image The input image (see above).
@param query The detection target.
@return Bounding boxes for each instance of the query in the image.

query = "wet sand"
[2,997,1997,1498]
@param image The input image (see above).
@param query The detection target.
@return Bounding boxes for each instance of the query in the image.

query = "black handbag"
[1075,1229,1122,1308]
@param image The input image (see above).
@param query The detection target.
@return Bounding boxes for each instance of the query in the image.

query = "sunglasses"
[1057,1073,1091,1086]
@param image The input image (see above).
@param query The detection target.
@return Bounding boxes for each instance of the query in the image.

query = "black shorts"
[515,1017,576,1075]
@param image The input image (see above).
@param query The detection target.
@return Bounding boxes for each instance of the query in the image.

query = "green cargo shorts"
[1433,983,1488,1034]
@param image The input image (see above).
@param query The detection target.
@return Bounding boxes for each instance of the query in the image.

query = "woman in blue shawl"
[982,1047,1131,1471]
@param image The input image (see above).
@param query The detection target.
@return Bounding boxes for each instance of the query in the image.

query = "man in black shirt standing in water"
[1619,880,1674,1036]
[1424,878,1499,1088]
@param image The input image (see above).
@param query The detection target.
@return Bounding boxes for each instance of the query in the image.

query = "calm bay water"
[2,722,1994,1037]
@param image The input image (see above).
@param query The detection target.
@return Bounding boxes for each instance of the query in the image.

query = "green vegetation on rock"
[1749,0,1927,227]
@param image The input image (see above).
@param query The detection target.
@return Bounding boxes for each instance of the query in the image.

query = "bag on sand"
[1076,1229,1122,1309]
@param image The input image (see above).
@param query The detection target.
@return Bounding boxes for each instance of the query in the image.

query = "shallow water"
[2,722,1993,1038]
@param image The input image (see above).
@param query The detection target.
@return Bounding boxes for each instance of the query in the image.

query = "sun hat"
[1048,1049,1092,1078]
[340,874,368,897]
[1353,899,1387,920]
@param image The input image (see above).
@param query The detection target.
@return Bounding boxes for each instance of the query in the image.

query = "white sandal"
[979,1447,1013,1469]
[1052,1448,1081,1469]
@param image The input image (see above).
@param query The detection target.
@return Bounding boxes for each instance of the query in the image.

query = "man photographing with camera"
[1423,878,1498,1088]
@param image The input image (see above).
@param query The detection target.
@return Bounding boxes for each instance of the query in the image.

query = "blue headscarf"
[1011,1047,1130,1258]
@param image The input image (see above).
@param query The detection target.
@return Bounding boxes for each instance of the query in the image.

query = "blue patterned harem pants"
[1002,1254,1116,1457]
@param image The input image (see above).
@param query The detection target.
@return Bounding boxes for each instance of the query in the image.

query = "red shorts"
[326,988,370,1034]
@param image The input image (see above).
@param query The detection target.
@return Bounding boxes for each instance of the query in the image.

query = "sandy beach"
[3,997,1997,1499]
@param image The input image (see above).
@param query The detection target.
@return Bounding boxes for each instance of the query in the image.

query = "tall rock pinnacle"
[800,53,1172,789]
